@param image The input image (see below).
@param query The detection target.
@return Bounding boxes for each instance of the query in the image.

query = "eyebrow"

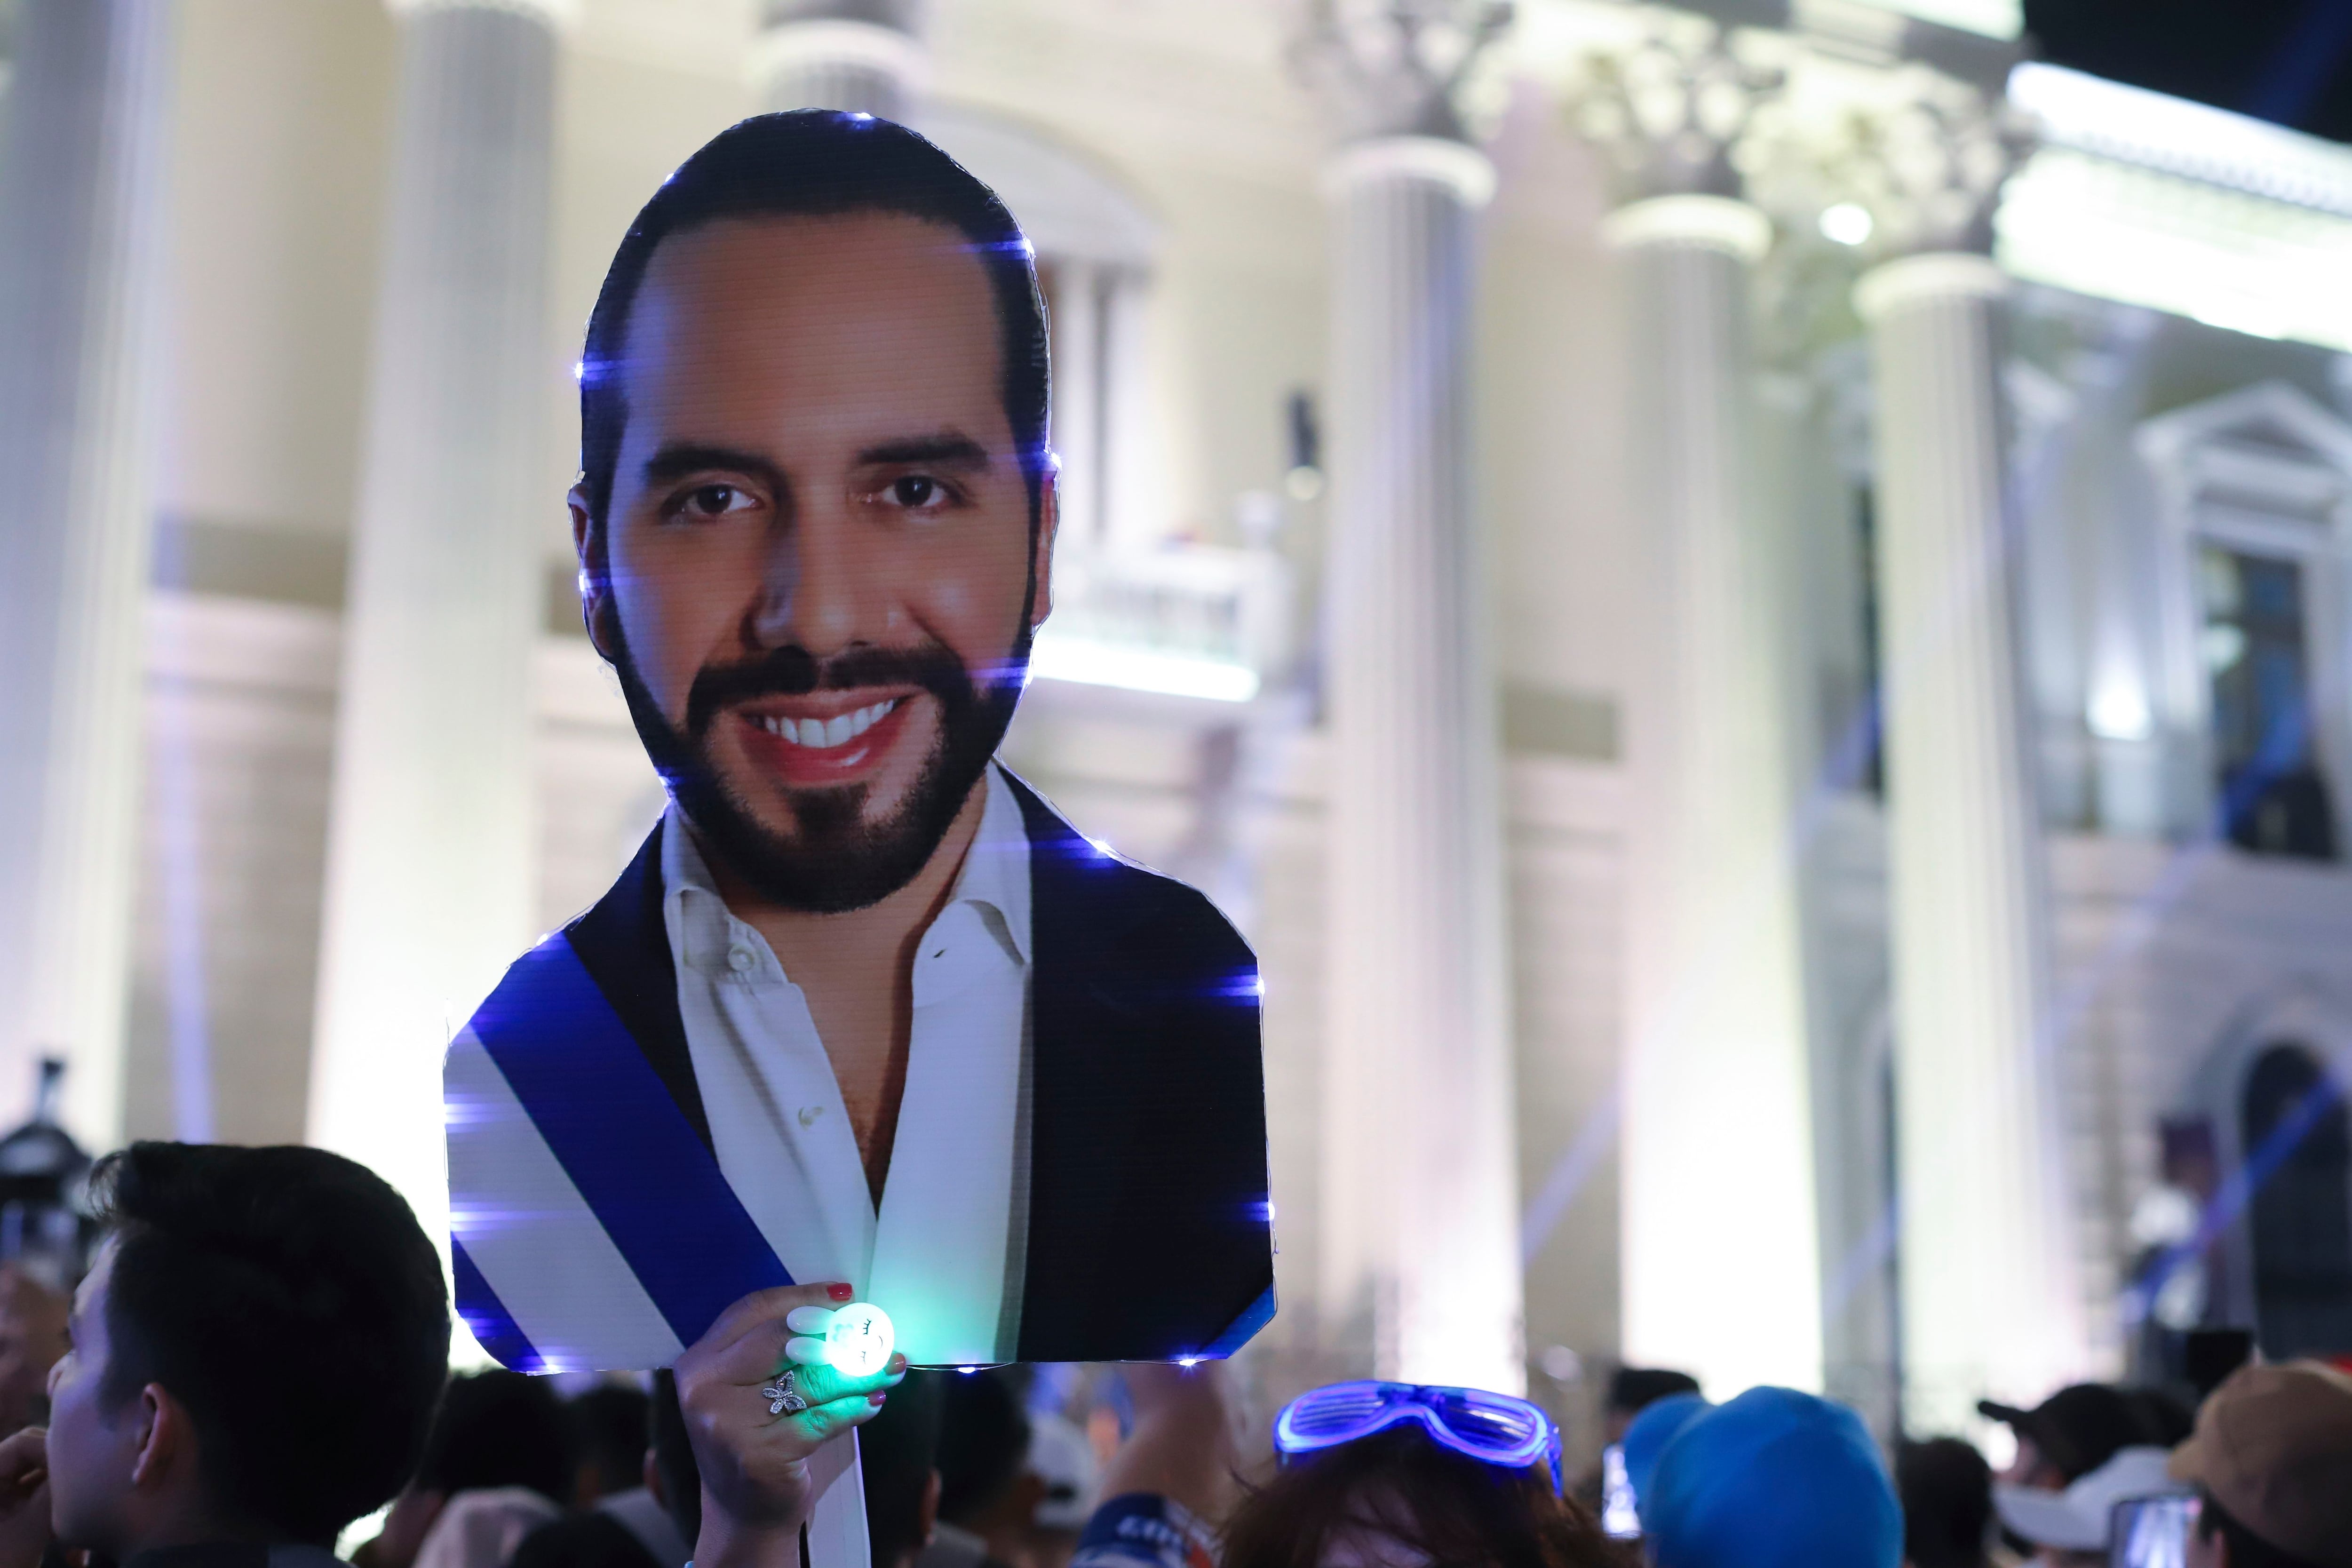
[640,442,789,495]
[853,431,993,471]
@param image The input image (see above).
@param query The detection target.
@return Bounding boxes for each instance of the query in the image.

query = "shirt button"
[727,946,755,974]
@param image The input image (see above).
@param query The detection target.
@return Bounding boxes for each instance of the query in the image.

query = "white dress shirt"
[661,764,1032,1365]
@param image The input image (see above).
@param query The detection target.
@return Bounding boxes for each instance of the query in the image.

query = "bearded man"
[444,111,1272,1377]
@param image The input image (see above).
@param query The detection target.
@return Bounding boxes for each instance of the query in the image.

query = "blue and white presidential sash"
[446,931,870,1568]
[447,931,791,1370]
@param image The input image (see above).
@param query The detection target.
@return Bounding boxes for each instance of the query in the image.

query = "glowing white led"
[1819,203,1874,247]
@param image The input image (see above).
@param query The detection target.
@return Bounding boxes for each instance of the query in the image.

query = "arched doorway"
[2242,1043,2352,1357]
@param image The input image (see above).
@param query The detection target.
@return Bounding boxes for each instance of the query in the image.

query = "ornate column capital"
[1290,0,1513,145]
[1559,11,1783,203]
[1747,63,2031,259]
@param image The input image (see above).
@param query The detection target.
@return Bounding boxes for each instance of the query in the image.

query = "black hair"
[648,1370,700,1551]
[863,1370,947,1568]
[936,1368,1031,1525]
[1605,1367,1700,1415]
[568,1383,652,1504]
[2198,1492,2328,1568]
[576,109,1049,541]
[88,1142,450,1546]
[511,1512,660,1568]
[414,1369,573,1505]
[1895,1438,1992,1568]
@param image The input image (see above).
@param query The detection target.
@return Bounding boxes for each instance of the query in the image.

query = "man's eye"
[886,475,947,509]
[680,484,753,518]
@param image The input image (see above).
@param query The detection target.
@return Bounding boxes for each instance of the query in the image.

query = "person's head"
[568,1383,652,1507]
[570,110,1055,916]
[369,1373,573,1568]
[1620,1392,1709,1514]
[1640,1387,1900,1568]
[43,1143,450,1554]
[2169,1360,2352,1568]
[1603,1367,1700,1447]
[646,1370,699,1552]
[1978,1384,2155,1490]
[415,1370,574,1505]
[1992,1445,2173,1566]
[1895,1438,1993,1568]
[860,1369,946,1568]
[1223,1423,1617,1568]
[936,1368,1033,1536]
[0,1262,69,1434]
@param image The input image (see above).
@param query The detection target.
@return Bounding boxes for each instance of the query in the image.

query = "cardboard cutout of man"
[445,111,1274,1374]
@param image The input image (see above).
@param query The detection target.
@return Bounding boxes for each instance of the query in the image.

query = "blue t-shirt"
[1069,1493,1217,1568]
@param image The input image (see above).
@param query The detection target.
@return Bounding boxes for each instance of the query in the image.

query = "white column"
[1319,135,1523,1393]
[1856,253,2087,1430]
[1048,261,1104,548]
[309,0,564,1253]
[0,0,175,1145]
[751,1,923,120]
[1608,195,1824,1396]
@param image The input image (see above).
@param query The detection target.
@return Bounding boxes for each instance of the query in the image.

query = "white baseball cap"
[1994,1446,2183,1551]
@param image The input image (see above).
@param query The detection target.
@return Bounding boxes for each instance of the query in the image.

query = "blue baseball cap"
[1622,1390,1712,1510]
[1641,1387,1901,1568]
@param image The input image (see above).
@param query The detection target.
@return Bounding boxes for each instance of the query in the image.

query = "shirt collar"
[660,764,1031,969]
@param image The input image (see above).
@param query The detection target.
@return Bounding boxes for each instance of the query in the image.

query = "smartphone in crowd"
[1600,1443,1640,1539]
[2110,1493,2201,1568]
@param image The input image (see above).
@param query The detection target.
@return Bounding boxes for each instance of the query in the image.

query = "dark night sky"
[2026,0,2352,143]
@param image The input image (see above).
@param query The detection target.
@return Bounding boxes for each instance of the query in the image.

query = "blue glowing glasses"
[1273,1381,1565,1495]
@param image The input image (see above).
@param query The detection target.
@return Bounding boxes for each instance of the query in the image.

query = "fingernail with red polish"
[869,1392,888,1407]
[887,1354,907,1375]
[829,1282,855,1301]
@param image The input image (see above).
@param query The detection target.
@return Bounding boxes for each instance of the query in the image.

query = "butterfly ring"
[762,1369,809,1416]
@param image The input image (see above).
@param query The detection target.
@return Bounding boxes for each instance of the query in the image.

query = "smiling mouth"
[749,698,902,750]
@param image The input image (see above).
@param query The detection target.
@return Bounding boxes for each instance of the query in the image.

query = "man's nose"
[747,508,876,654]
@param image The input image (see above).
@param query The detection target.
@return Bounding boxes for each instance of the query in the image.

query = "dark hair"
[2197,1492,2327,1568]
[569,1383,651,1504]
[936,1368,1031,1525]
[88,1142,450,1545]
[414,1369,572,1504]
[576,110,1050,538]
[863,1370,947,1568]
[1221,1427,1626,1568]
[1895,1438,1992,1568]
[511,1512,660,1568]
[649,1370,700,1550]
[1605,1368,1700,1415]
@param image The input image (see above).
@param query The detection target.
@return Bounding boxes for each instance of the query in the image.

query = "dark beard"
[613,629,1026,915]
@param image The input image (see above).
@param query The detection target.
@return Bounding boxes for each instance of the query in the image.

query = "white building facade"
[4,0,2351,1459]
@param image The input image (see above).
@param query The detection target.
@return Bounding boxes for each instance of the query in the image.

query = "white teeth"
[756,699,899,748]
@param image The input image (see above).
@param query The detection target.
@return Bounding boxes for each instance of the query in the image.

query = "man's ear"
[1029,468,1059,629]
[127,1383,187,1491]
[641,1448,664,1510]
[568,480,618,665]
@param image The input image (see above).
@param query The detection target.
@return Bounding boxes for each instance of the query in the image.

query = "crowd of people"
[0,1140,2341,1568]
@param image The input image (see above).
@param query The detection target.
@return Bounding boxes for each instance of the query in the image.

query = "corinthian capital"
[1559,10,1783,203]
[1744,63,2031,257]
[1291,0,1514,144]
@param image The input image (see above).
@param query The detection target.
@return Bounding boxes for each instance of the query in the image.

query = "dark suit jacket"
[564,768,1275,1363]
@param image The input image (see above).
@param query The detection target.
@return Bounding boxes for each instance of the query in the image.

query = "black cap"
[1976,1384,2160,1483]
[1609,1367,1703,1414]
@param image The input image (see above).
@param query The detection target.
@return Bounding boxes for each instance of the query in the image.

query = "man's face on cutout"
[578,213,1053,913]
